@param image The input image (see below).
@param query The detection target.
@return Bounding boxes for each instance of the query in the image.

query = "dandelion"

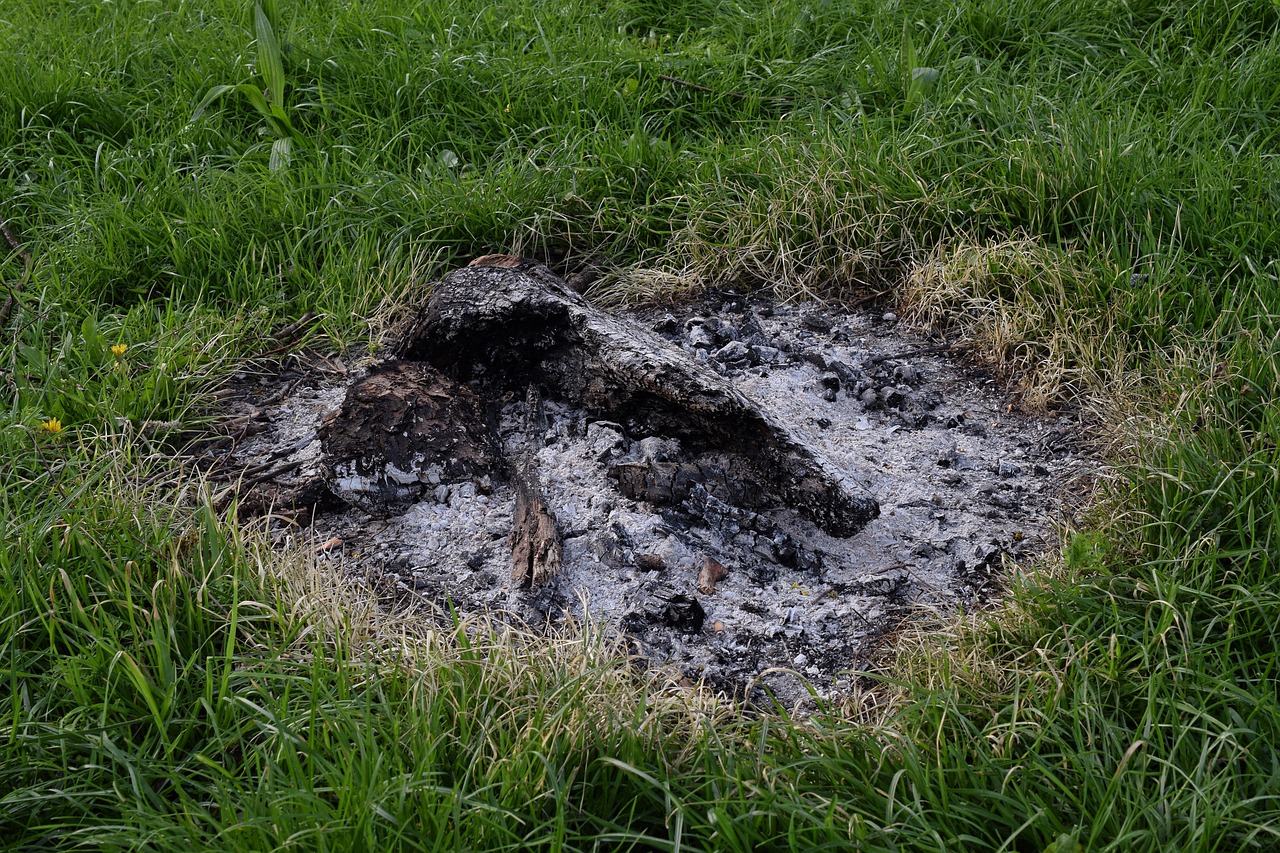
[40,418,63,434]
[111,343,128,358]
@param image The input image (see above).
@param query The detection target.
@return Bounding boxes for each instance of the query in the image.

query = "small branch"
[0,217,27,260]
[272,310,320,345]
[211,458,305,511]
[658,73,745,99]
[847,289,893,310]
[255,377,300,408]
[257,311,323,356]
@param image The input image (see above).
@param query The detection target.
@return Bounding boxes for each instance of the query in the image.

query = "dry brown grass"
[255,531,732,753]
[590,140,915,307]
[898,237,1131,411]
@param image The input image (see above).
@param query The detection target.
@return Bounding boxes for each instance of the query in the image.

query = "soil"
[214,283,1093,708]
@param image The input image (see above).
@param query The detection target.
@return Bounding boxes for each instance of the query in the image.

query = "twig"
[256,377,300,408]
[211,458,306,511]
[847,289,892,310]
[257,311,323,357]
[658,73,745,99]
[310,352,348,375]
[0,217,27,260]
[0,215,33,329]
[202,430,316,484]
[272,311,320,346]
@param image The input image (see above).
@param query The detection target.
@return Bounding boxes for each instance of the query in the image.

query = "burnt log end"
[319,361,499,514]
[511,470,562,587]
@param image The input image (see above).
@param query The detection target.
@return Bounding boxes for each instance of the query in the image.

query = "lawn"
[2,0,1279,849]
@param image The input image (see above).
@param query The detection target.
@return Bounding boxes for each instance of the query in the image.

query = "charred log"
[510,386,563,587]
[608,460,743,507]
[401,261,879,537]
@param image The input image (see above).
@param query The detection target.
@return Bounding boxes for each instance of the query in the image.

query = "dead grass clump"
[592,140,916,306]
[899,238,1130,410]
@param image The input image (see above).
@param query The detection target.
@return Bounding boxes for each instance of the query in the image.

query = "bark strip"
[510,385,562,587]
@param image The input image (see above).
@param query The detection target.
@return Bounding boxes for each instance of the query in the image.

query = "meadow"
[2,0,1279,848]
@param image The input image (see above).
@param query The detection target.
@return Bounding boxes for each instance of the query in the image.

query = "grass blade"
[270,137,292,171]
[254,1,286,110]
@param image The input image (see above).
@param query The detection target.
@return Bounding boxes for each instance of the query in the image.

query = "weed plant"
[2,0,1279,849]
[191,0,300,172]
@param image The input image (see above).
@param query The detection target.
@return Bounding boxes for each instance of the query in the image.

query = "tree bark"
[510,384,563,587]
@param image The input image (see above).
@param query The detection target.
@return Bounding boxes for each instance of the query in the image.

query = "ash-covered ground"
[224,293,1091,706]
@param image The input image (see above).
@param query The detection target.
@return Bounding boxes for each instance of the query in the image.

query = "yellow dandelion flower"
[111,343,128,358]
[40,418,63,433]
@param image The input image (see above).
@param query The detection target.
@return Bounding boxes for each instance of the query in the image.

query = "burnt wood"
[510,385,563,587]
[401,260,879,537]
[318,361,500,514]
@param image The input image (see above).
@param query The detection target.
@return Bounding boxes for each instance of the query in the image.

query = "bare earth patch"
[216,261,1092,707]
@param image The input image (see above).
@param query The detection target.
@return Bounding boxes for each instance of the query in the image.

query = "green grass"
[3,0,1280,849]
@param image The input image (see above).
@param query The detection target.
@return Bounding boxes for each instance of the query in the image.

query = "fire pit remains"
[222,258,1088,704]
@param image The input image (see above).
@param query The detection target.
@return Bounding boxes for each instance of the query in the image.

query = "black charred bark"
[318,361,500,514]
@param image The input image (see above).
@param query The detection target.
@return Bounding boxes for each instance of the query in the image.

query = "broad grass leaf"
[192,83,273,125]
[234,83,273,121]
[268,103,298,136]
[906,66,940,112]
[270,137,292,171]
[254,2,286,108]
[911,66,940,86]
[191,84,238,122]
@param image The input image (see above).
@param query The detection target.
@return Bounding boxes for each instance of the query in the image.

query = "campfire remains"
[220,258,1088,704]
